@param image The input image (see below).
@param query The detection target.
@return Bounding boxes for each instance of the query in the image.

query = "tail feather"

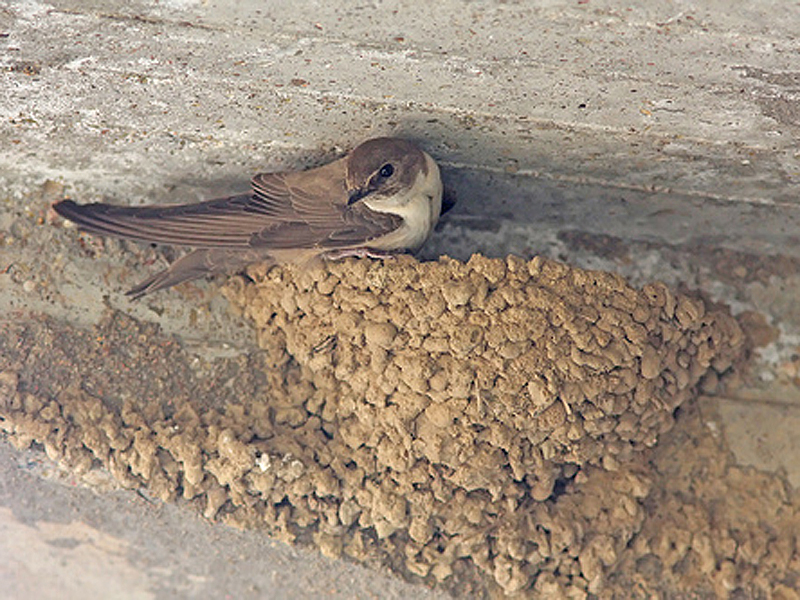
[125,248,274,299]
[125,250,211,299]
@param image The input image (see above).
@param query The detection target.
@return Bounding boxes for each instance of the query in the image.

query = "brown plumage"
[53,137,444,298]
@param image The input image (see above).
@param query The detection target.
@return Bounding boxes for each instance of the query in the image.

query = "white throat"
[363,152,443,252]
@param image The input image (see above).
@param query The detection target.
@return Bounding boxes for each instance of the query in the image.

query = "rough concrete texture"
[2,0,800,598]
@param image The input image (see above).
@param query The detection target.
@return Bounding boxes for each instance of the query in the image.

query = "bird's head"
[345,138,429,209]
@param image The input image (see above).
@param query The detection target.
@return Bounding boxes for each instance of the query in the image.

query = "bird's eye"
[379,163,394,178]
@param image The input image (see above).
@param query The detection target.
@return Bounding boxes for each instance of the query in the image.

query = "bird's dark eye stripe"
[379,163,394,178]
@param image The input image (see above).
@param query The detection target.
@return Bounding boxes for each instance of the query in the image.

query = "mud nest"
[0,254,748,596]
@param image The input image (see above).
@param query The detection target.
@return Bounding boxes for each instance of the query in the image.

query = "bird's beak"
[347,188,368,206]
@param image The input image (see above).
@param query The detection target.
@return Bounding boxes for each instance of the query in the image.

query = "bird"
[53,137,445,299]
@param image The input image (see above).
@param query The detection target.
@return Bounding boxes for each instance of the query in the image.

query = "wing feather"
[54,156,401,250]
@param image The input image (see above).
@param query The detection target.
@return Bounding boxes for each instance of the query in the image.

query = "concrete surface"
[2,0,800,597]
[0,442,447,600]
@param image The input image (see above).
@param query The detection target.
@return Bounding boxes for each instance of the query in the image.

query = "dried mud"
[2,254,797,597]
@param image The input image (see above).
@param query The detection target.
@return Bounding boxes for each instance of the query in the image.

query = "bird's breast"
[366,152,443,252]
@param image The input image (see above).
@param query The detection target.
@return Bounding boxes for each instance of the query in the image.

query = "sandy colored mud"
[3,254,798,597]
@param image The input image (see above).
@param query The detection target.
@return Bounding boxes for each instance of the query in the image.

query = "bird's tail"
[126,248,274,299]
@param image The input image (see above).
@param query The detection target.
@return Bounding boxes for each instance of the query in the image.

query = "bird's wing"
[53,158,402,250]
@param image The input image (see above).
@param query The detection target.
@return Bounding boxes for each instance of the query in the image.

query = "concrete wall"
[4,0,799,257]
[2,1,800,597]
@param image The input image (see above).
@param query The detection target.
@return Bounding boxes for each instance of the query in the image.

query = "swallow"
[53,137,444,298]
